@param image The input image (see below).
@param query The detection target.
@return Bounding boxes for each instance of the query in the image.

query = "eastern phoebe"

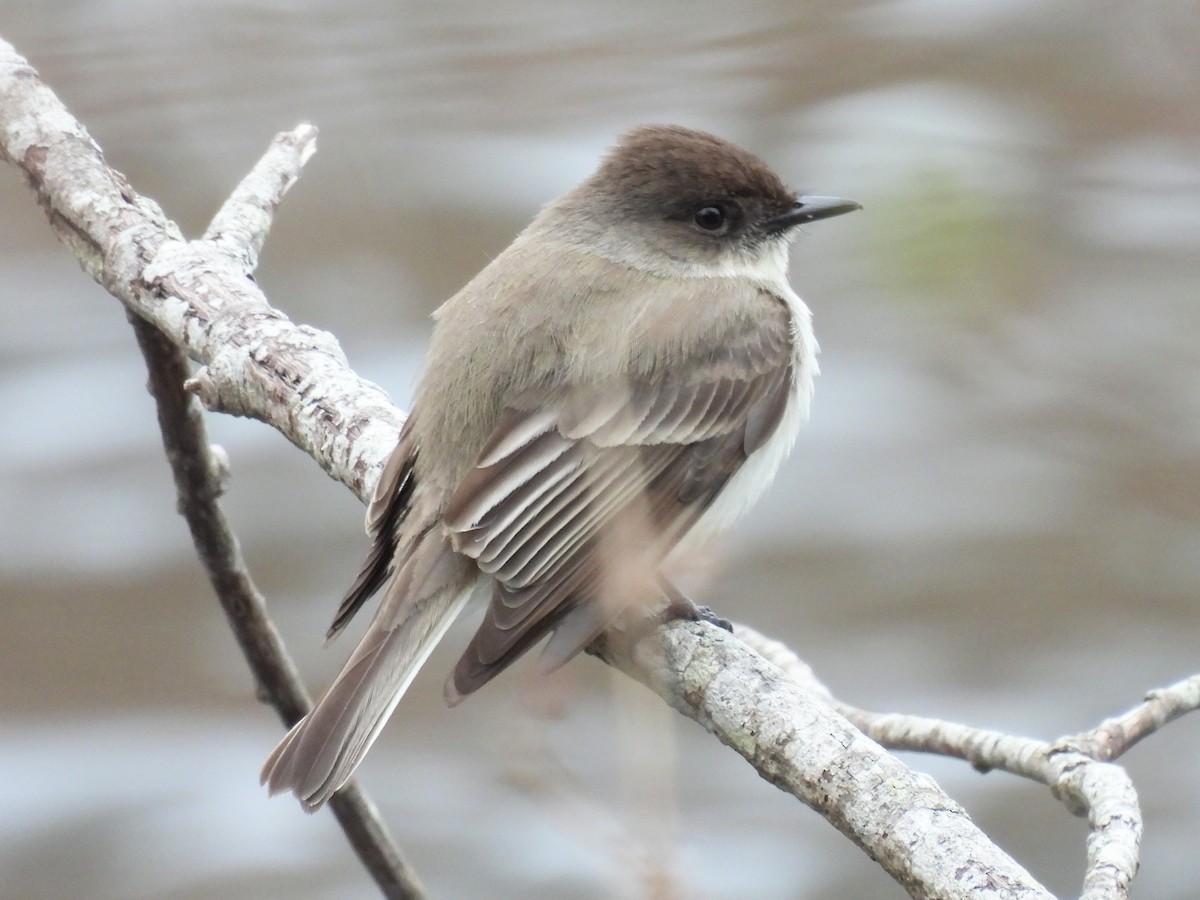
[261,124,859,810]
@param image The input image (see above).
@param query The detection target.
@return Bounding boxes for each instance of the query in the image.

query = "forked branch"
[5,34,1194,900]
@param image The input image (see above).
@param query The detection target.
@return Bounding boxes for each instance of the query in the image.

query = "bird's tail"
[260,531,473,811]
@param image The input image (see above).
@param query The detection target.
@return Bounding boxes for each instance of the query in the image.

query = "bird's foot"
[658,578,733,632]
[667,597,733,632]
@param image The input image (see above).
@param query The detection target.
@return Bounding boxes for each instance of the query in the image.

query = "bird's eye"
[692,205,727,233]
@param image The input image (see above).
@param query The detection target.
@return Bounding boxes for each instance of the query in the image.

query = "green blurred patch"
[866,168,1032,319]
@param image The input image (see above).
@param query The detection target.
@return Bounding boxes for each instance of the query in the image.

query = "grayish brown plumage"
[261,124,859,810]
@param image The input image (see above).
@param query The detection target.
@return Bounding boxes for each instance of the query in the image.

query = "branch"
[735,625,1144,900]
[1062,673,1200,763]
[595,622,1054,899]
[10,33,1187,899]
[0,33,1051,898]
[128,314,424,900]
[0,37,401,504]
[0,37,423,899]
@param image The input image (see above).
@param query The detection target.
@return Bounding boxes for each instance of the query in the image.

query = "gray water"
[1,2,1198,897]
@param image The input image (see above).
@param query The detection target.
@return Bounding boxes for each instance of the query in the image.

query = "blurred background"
[2,2,1198,897]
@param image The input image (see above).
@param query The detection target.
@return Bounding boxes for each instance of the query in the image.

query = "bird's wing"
[442,290,796,701]
[324,421,420,642]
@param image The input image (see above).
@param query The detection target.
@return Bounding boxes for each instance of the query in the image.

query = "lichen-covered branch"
[596,621,1053,899]
[0,37,401,502]
[8,32,1181,899]
[129,313,425,900]
[1061,673,1200,763]
[735,624,1148,900]
[0,36,423,899]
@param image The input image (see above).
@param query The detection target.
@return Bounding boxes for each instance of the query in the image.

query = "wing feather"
[443,291,799,700]
[326,424,419,641]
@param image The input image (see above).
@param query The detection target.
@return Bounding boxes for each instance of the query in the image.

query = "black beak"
[764,195,862,234]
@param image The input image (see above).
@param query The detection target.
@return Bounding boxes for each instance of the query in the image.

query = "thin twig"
[0,37,401,502]
[1062,673,1200,762]
[202,122,318,265]
[128,312,425,900]
[0,36,424,896]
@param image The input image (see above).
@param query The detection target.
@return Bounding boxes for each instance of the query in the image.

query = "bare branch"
[1061,673,1200,762]
[128,304,425,900]
[595,621,1054,900]
[202,123,318,267]
[0,36,400,502]
[735,624,1146,900]
[11,31,1191,899]
[0,37,424,898]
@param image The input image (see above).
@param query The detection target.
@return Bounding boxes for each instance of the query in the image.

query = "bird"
[261,124,860,810]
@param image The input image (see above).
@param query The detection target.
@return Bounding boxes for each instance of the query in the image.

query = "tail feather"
[261,533,473,811]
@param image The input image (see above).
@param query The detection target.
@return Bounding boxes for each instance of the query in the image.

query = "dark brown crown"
[590,125,795,221]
